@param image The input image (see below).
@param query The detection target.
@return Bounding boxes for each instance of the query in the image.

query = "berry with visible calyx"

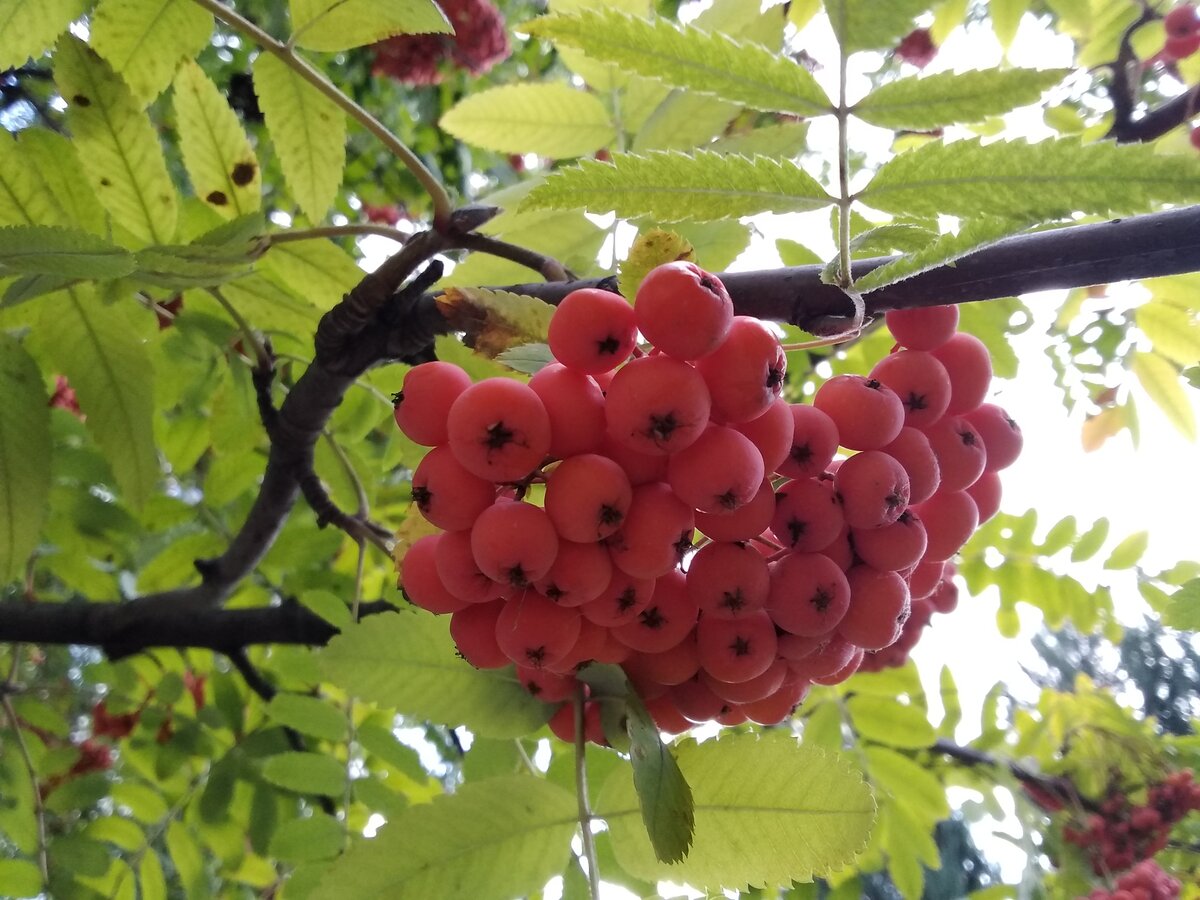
[686,541,770,618]
[410,445,495,531]
[447,378,551,482]
[694,478,776,542]
[471,500,559,588]
[767,551,851,637]
[402,535,469,615]
[869,350,952,429]
[924,416,987,492]
[544,453,633,543]
[965,403,1023,471]
[607,482,695,579]
[696,316,787,423]
[771,476,844,553]
[393,361,472,447]
[605,355,712,456]
[1165,4,1200,38]
[667,424,764,514]
[495,591,582,669]
[696,610,778,683]
[611,570,699,654]
[835,450,911,530]
[778,403,840,479]
[930,333,994,415]
[547,288,638,374]
[813,375,905,450]
[839,566,911,650]
[635,261,734,361]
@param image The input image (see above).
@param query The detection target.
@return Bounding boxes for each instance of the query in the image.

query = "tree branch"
[1108,83,1200,144]
[932,737,1097,813]
[0,598,397,658]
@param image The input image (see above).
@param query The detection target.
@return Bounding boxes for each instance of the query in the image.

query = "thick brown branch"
[933,737,1097,813]
[1108,84,1200,143]
[0,598,396,658]
[385,205,1200,355]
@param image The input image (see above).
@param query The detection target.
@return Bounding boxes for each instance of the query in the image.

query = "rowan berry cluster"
[394,261,1019,737]
[1064,771,1200,876]
[1082,859,1181,900]
[1163,3,1200,60]
[371,0,509,86]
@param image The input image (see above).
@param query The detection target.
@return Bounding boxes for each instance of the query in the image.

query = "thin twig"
[342,541,366,839]
[1,650,49,888]
[209,287,271,372]
[1104,5,1157,141]
[189,0,453,230]
[573,685,602,899]
[268,224,411,246]
[453,232,572,282]
[932,737,1097,812]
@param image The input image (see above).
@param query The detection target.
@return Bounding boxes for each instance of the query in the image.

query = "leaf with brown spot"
[618,228,694,299]
[436,287,556,360]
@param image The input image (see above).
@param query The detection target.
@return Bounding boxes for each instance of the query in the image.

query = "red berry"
[771,476,845,553]
[694,478,776,543]
[450,600,509,668]
[393,361,472,447]
[411,445,496,531]
[612,570,699,653]
[835,450,911,530]
[686,541,770,618]
[929,333,993,416]
[767,551,852,636]
[965,403,1023,472]
[924,416,987,492]
[581,569,655,628]
[695,610,778,683]
[606,482,694,579]
[839,566,911,650]
[528,363,606,459]
[695,316,786,423]
[869,350,952,429]
[435,529,504,604]
[495,591,582,669]
[605,355,712,456]
[885,305,959,350]
[548,288,638,374]
[896,27,937,68]
[471,500,559,588]
[667,425,764,514]
[635,261,734,361]
[813,375,905,450]
[447,378,551,482]
[544,453,633,543]
[1165,4,1199,38]
[778,403,840,479]
[401,535,469,614]
[734,398,793,474]
[881,427,942,504]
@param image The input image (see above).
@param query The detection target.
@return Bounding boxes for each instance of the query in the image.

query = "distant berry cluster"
[1082,859,1181,900]
[394,262,1019,738]
[371,0,510,86]
[1065,770,1200,877]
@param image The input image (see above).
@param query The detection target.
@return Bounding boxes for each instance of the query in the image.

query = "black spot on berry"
[645,412,679,445]
[525,681,542,696]
[790,443,814,465]
[959,428,978,447]
[905,391,928,412]
[717,490,739,510]
[544,583,566,602]
[885,489,906,512]
[411,485,432,511]
[719,590,746,613]
[392,391,404,406]
[597,335,621,356]
[766,366,785,390]
[598,504,623,529]
[786,518,807,545]
[483,420,517,451]
[639,606,665,629]
[865,378,884,391]
[506,565,529,588]
[207,190,228,206]
[673,530,694,560]
[616,587,638,612]
[730,636,752,656]
[810,585,833,612]
[525,646,547,665]
[231,161,257,186]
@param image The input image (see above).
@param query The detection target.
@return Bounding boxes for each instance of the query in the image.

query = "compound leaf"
[441,83,615,158]
[861,137,1200,221]
[855,68,1068,131]
[826,0,931,52]
[0,334,51,583]
[319,611,555,738]
[597,733,875,890]
[54,35,177,246]
[524,10,830,116]
[1133,350,1196,440]
[253,53,345,222]
[523,150,832,222]
[288,0,450,53]
[0,225,134,279]
[90,0,213,103]
[0,0,87,70]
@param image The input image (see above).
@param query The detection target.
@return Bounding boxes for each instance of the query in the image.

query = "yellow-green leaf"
[37,286,158,508]
[522,150,833,222]
[15,130,107,234]
[264,694,348,742]
[598,734,875,890]
[54,36,178,246]
[435,287,555,359]
[253,53,345,222]
[0,225,134,279]
[826,0,930,53]
[0,134,68,227]
[1104,530,1149,571]
[0,0,87,70]
[174,60,261,218]
[441,83,615,157]
[311,776,576,900]
[319,611,555,738]
[288,0,450,52]
[618,229,694,298]
[90,0,213,103]
[1163,578,1200,631]
[864,746,949,823]
[260,238,364,309]
[1133,350,1196,440]
[524,10,830,116]
[1136,298,1200,367]
[0,334,51,583]
[261,751,346,796]
[846,696,936,749]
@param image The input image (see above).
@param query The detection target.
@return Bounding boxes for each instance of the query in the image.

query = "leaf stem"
[1,650,49,889]
[343,540,367,840]
[573,685,602,900]
[208,287,271,371]
[269,224,412,246]
[189,0,454,230]
[836,50,852,291]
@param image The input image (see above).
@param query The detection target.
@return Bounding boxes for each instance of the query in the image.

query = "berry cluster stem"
[189,0,454,230]
[574,685,602,899]
[2,650,49,889]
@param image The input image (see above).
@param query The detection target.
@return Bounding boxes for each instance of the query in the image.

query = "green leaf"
[938,666,962,738]
[0,859,42,898]
[861,137,1200,221]
[37,286,158,508]
[441,83,615,158]
[174,60,261,218]
[0,336,50,584]
[319,611,555,739]
[1133,350,1196,440]
[495,342,556,375]
[1040,515,1077,555]
[1104,530,1149,571]
[619,228,694,298]
[0,225,135,279]
[855,69,1068,131]
[853,217,1031,293]
[264,694,348,742]
[826,0,931,52]
[131,227,260,289]
[776,238,822,266]
[90,0,213,103]
[261,751,346,797]
[1136,298,1200,367]
[54,35,178,246]
[522,150,833,222]
[139,852,166,900]
[288,0,451,52]
[1070,517,1109,563]
[598,733,876,889]
[708,121,810,158]
[632,90,740,153]
[1163,579,1200,631]
[525,10,830,116]
[991,0,1029,48]
[0,134,68,227]
[269,813,345,864]
[0,0,86,70]
[15,130,108,235]
[252,53,345,222]
[846,696,936,749]
[625,690,695,864]
[164,822,205,897]
[311,776,576,899]
[436,287,556,359]
[260,238,364,310]
[864,746,949,823]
